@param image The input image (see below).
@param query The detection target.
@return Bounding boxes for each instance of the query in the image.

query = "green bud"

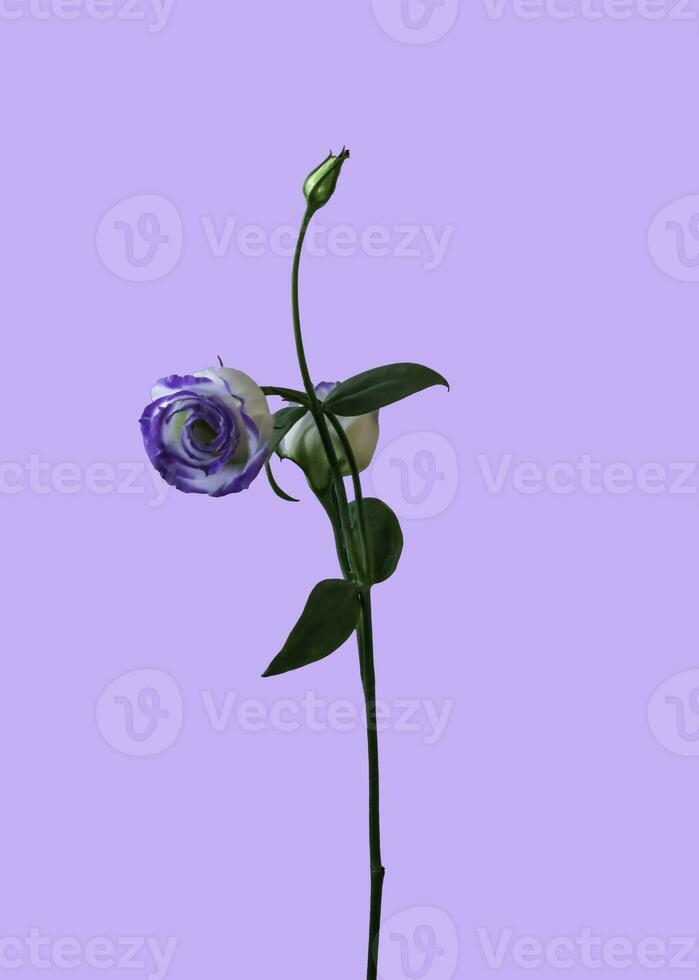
[303,147,350,213]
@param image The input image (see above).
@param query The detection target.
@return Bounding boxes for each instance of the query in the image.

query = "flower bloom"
[140,366,272,496]
[278,382,379,490]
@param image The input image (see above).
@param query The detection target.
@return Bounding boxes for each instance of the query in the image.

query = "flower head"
[140,366,272,496]
[303,148,350,214]
[277,382,379,491]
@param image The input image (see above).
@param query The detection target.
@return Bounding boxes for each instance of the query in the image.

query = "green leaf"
[350,498,403,585]
[268,406,307,455]
[262,386,310,405]
[262,579,361,677]
[264,460,299,503]
[323,362,449,417]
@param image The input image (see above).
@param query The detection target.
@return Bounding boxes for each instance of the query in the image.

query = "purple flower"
[140,366,272,496]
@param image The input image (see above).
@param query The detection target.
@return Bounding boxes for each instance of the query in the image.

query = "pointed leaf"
[350,498,403,584]
[262,386,310,405]
[268,406,307,455]
[323,362,449,417]
[262,579,361,677]
[265,460,299,502]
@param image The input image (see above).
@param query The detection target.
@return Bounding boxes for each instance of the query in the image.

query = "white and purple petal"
[140,367,272,497]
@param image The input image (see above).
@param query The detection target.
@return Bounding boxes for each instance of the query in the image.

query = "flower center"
[161,394,240,471]
[190,418,219,449]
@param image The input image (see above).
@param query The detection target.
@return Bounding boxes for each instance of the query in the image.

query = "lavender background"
[2,1,699,977]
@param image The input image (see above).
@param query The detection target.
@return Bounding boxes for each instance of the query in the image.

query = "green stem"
[321,430,384,980]
[320,506,384,979]
[291,205,384,980]
[324,409,370,581]
[315,484,352,580]
[358,588,385,980]
[292,209,357,574]
[291,210,318,399]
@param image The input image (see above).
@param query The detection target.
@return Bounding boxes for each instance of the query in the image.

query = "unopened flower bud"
[303,148,350,213]
[278,382,379,491]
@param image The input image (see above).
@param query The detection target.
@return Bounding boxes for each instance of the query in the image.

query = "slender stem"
[291,209,357,573]
[320,504,384,979]
[315,484,352,580]
[321,428,384,980]
[324,409,370,580]
[291,204,384,979]
[358,588,385,980]
[291,210,319,399]
[331,483,354,579]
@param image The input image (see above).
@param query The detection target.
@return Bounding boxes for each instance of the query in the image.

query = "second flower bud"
[278,382,379,491]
